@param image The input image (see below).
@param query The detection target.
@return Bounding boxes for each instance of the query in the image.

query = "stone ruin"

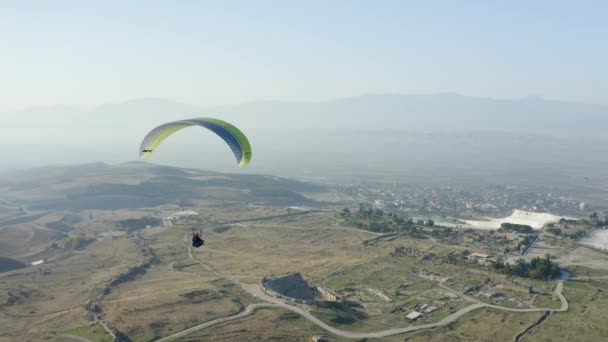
[263,272,342,302]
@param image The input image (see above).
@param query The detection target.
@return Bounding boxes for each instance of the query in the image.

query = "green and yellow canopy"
[139,118,252,167]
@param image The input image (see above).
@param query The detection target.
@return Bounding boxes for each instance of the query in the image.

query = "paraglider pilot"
[192,230,204,248]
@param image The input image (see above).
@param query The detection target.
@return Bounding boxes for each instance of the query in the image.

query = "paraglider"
[139,118,252,167]
[139,118,251,250]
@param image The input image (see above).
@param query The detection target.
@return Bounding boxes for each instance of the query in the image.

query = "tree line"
[492,253,560,280]
[500,223,534,233]
[338,205,438,237]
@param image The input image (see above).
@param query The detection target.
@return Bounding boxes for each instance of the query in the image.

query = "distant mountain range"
[2,94,607,182]
[6,93,606,133]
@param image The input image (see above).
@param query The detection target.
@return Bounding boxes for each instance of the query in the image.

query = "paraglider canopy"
[139,118,252,167]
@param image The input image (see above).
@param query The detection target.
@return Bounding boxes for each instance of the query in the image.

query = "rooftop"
[406,311,422,320]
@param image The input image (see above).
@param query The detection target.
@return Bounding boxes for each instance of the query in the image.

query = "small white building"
[406,311,422,320]
[166,210,200,222]
[471,252,490,259]
[172,210,199,218]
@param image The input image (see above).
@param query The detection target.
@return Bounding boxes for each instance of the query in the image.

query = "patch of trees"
[588,212,608,227]
[528,255,561,279]
[501,223,534,233]
[492,254,560,280]
[562,230,587,240]
[515,234,537,253]
[64,235,95,250]
[444,251,466,265]
[546,227,562,236]
[430,226,450,237]
[338,205,438,238]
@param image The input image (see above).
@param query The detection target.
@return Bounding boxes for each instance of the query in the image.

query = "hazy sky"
[2,0,606,111]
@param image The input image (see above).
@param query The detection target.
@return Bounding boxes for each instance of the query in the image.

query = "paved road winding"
[155,232,568,341]
[155,303,278,342]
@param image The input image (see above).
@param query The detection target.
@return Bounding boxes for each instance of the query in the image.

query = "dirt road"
[155,303,278,342]
[155,236,569,341]
[58,334,93,342]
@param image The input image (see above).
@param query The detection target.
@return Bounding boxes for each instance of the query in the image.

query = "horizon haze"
[2,93,607,186]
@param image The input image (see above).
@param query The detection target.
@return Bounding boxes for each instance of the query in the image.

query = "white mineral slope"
[454,210,566,230]
[580,229,608,251]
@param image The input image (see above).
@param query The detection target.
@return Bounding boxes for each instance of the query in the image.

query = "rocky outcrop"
[390,246,424,257]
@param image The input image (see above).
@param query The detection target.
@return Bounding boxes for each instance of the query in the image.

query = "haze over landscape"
[1,1,608,342]
[3,94,608,183]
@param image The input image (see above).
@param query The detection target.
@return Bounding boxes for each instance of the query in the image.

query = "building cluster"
[396,300,445,321]
[340,183,584,218]
[163,210,199,226]
[165,210,199,221]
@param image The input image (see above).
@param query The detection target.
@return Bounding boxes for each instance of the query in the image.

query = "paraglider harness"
[192,229,205,248]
